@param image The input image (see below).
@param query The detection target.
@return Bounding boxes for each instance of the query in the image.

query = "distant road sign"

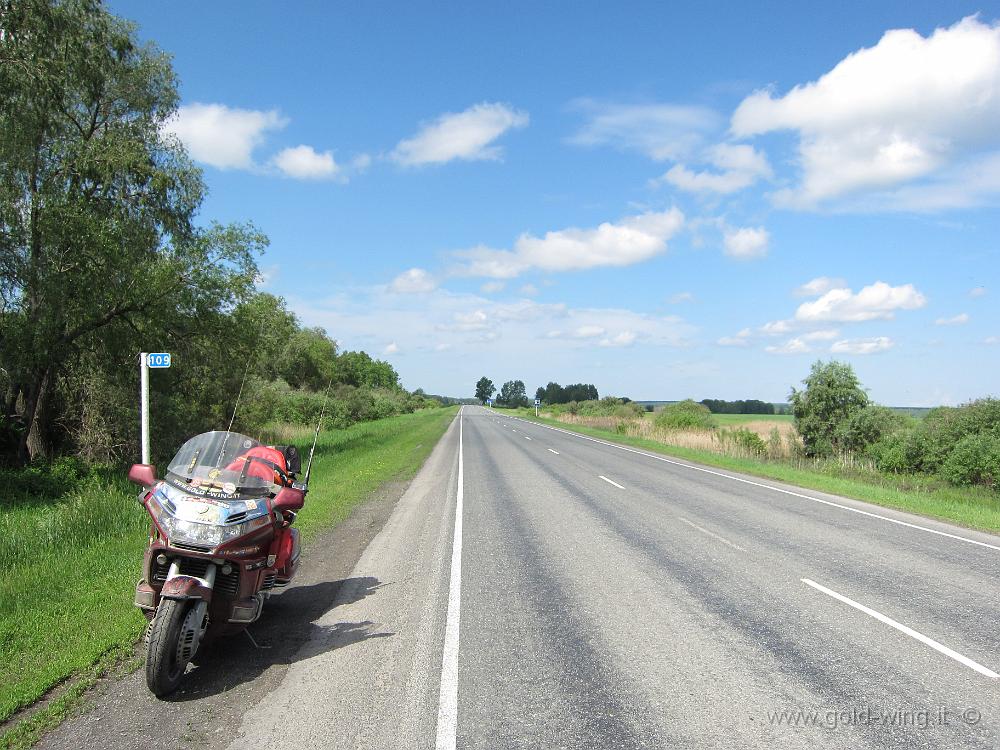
[534,398,540,406]
[146,352,171,368]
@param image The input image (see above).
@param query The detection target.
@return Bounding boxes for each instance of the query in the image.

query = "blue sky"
[113,1,999,405]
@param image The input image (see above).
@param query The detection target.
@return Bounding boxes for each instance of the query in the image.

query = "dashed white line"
[598,475,625,490]
[679,517,746,552]
[504,415,1000,553]
[524,436,532,440]
[802,578,999,680]
[547,448,560,455]
[435,409,464,748]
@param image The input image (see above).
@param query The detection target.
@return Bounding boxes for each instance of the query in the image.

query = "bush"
[940,433,1000,488]
[836,404,904,454]
[654,400,715,430]
[716,428,767,457]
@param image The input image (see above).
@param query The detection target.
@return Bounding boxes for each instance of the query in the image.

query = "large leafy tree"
[789,360,869,457]
[498,379,528,408]
[0,0,263,462]
[474,376,494,404]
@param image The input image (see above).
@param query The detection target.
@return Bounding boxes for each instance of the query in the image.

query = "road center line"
[679,517,746,552]
[524,436,532,440]
[505,414,1000,553]
[435,408,464,749]
[801,578,999,680]
[599,475,625,490]
[547,448,560,455]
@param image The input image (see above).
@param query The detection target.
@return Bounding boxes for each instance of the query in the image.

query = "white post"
[140,352,150,464]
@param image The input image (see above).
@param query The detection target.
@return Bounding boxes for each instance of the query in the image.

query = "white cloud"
[449,309,490,331]
[163,103,287,169]
[383,342,399,355]
[391,102,528,166]
[519,283,539,296]
[389,268,437,294]
[766,338,812,354]
[668,291,695,304]
[569,101,719,160]
[480,281,505,294]
[454,208,684,278]
[600,331,638,348]
[759,319,794,336]
[572,325,606,339]
[271,145,339,180]
[794,281,926,322]
[830,336,894,354]
[795,276,848,297]
[717,328,753,346]
[984,336,999,345]
[434,342,452,352]
[660,143,773,194]
[731,17,1000,208]
[802,328,841,341]
[723,226,770,259]
[970,286,988,297]
[935,312,970,325]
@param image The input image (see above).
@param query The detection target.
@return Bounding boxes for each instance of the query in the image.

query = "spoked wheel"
[145,599,200,696]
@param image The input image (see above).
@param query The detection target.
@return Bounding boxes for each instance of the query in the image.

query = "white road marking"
[547,448,560,455]
[524,436,532,440]
[435,409,464,749]
[506,415,1000,553]
[679,517,746,552]
[802,578,999,680]
[599,475,625,490]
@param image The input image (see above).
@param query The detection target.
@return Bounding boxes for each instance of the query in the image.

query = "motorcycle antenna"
[303,378,334,487]
[215,317,268,467]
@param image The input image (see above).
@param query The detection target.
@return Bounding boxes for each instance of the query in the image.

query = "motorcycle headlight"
[148,495,268,549]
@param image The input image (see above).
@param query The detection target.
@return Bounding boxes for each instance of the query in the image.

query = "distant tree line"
[700,399,775,415]
[534,382,599,405]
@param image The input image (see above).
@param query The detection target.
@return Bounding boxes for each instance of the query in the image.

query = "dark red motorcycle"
[128,430,309,696]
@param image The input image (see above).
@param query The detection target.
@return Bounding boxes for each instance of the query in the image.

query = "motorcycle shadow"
[163,575,392,702]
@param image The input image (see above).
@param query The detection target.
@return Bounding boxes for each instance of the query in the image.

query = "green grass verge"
[512,410,1000,533]
[0,406,457,742]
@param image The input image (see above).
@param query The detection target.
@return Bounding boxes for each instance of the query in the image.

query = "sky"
[112,0,999,405]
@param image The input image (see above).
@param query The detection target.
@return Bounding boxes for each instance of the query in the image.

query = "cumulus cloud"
[569,100,719,160]
[794,281,926,322]
[660,143,773,194]
[519,283,539,296]
[163,103,287,169]
[389,268,437,294]
[802,328,841,341]
[759,319,794,336]
[572,325,606,339]
[600,331,637,348]
[453,208,685,278]
[480,281,506,294]
[830,336,894,354]
[717,328,753,346]
[935,312,970,325]
[766,338,812,354]
[795,276,848,297]
[731,16,1000,208]
[723,226,770,259]
[383,342,399,355]
[272,145,339,179]
[391,102,528,166]
[970,286,988,297]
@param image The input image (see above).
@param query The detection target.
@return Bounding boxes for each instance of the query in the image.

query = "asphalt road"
[221,406,999,749]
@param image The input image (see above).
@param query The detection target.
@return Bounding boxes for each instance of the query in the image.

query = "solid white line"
[599,475,625,490]
[435,409,464,749]
[547,448,560,455]
[802,578,999,680]
[524,436,532,441]
[679,517,746,552]
[505,415,1000,553]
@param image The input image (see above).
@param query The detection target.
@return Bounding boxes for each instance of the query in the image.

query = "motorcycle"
[128,430,309,696]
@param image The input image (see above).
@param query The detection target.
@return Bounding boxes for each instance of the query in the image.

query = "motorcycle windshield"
[165,431,273,497]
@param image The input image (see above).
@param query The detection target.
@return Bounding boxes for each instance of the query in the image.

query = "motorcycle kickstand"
[244,629,271,649]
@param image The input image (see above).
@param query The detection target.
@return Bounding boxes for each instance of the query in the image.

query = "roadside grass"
[0,406,457,743]
[511,410,1000,533]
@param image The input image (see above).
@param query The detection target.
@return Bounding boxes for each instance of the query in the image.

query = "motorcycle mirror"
[128,463,157,488]
[273,485,306,513]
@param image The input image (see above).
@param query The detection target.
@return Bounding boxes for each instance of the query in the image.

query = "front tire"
[145,598,190,696]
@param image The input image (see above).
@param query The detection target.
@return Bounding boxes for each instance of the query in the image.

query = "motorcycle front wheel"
[145,598,191,696]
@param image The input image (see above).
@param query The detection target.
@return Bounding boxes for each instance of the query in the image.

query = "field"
[0,407,457,737]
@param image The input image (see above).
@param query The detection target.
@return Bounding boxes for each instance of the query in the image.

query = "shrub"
[940,433,1000,489]
[717,428,768,457]
[654,400,715,430]
[790,360,869,457]
[836,404,904,454]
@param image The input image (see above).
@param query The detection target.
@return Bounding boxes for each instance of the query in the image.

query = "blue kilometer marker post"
[139,352,171,463]
[147,352,171,368]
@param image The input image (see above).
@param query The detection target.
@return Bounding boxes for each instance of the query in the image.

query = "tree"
[475,377,495,404]
[498,379,528,408]
[0,0,263,463]
[789,360,869,457]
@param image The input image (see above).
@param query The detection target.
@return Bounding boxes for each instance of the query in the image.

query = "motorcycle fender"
[160,575,213,602]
